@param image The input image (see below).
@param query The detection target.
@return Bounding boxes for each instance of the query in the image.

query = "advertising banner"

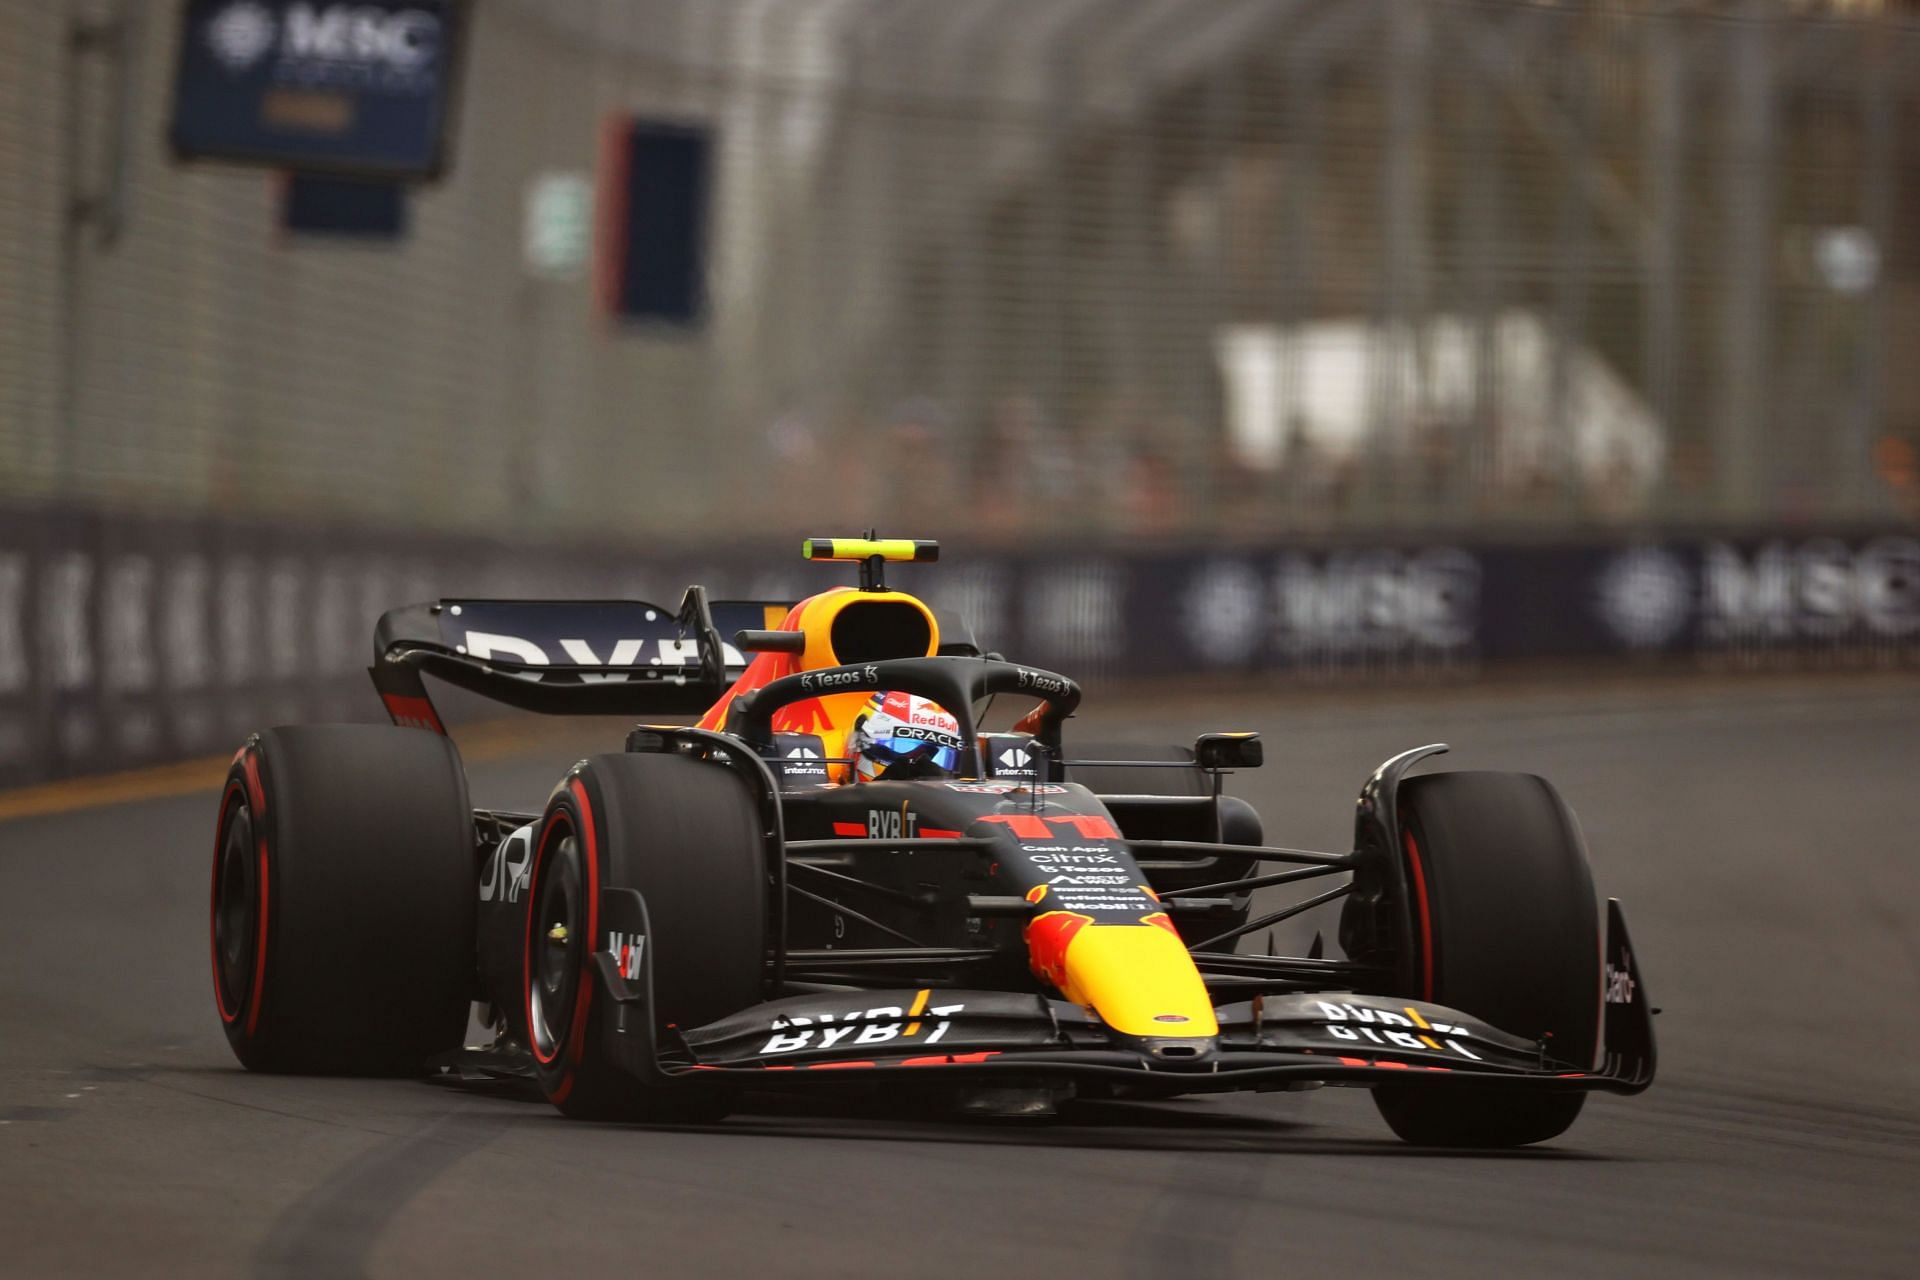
[170,0,461,177]
[0,506,1914,786]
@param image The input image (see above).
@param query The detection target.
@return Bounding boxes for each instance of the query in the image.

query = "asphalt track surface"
[3,673,1918,1278]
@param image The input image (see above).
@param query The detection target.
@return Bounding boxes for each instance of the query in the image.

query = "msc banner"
[170,0,462,178]
[1,506,1916,786]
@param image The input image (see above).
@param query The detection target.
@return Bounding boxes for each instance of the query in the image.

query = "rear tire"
[1370,770,1600,1148]
[211,726,475,1075]
[525,753,767,1121]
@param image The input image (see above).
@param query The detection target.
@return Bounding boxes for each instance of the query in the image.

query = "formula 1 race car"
[209,537,1654,1147]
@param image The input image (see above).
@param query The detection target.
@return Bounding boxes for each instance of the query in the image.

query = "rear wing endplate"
[369,587,786,727]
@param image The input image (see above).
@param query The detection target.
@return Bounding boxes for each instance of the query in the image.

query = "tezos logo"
[1015,668,1068,697]
[800,664,878,693]
[207,2,277,70]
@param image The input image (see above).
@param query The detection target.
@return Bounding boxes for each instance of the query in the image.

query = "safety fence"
[2,503,1916,786]
[5,2,1920,539]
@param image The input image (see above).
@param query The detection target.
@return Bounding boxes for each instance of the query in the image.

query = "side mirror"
[735,629,806,654]
[1194,732,1263,770]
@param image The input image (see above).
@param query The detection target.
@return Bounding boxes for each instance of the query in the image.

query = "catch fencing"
[3,2,1920,539]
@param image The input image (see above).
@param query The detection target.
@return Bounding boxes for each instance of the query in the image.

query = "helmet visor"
[861,730,963,777]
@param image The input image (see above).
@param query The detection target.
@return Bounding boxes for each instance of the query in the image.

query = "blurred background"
[3,0,1920,783]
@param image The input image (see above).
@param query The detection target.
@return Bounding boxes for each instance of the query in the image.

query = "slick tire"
[212,726,475,1075]
[1371,771,1601,1148]
[525,753,767,1122]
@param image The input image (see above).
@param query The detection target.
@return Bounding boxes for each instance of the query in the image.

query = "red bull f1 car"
[210,537,1655,1146]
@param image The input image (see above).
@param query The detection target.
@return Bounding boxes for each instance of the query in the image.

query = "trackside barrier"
[1,504,1916,786]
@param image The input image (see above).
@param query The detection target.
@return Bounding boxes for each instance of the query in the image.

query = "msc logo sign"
[207,3,443,73]
[207,3,277,69]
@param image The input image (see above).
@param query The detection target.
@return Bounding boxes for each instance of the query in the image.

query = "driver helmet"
[848,691,964,782]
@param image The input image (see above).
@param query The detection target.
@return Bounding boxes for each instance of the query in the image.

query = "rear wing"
[369,587,787,729]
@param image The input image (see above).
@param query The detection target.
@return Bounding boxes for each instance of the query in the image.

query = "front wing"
[585,892,1655,1097]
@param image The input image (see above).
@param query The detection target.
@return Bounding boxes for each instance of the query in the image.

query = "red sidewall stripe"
[221,748,271,1042]
[524,779,601,1095]
[1403,826,1435,1002]
[525,808,571,1067]
[211,781,245,1025]
[246,835,270,1037]
[568,779,600,1068]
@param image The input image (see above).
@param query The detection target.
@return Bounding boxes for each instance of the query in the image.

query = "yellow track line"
[0,755,233,823]
[0,716,619,825]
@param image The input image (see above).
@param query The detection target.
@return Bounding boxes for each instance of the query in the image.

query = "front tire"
[211,725,475,1075]
[525,753,768,1120]
[1370,770,1601,1147]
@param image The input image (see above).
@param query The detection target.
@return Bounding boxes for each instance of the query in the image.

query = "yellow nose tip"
[547,923,570,944]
